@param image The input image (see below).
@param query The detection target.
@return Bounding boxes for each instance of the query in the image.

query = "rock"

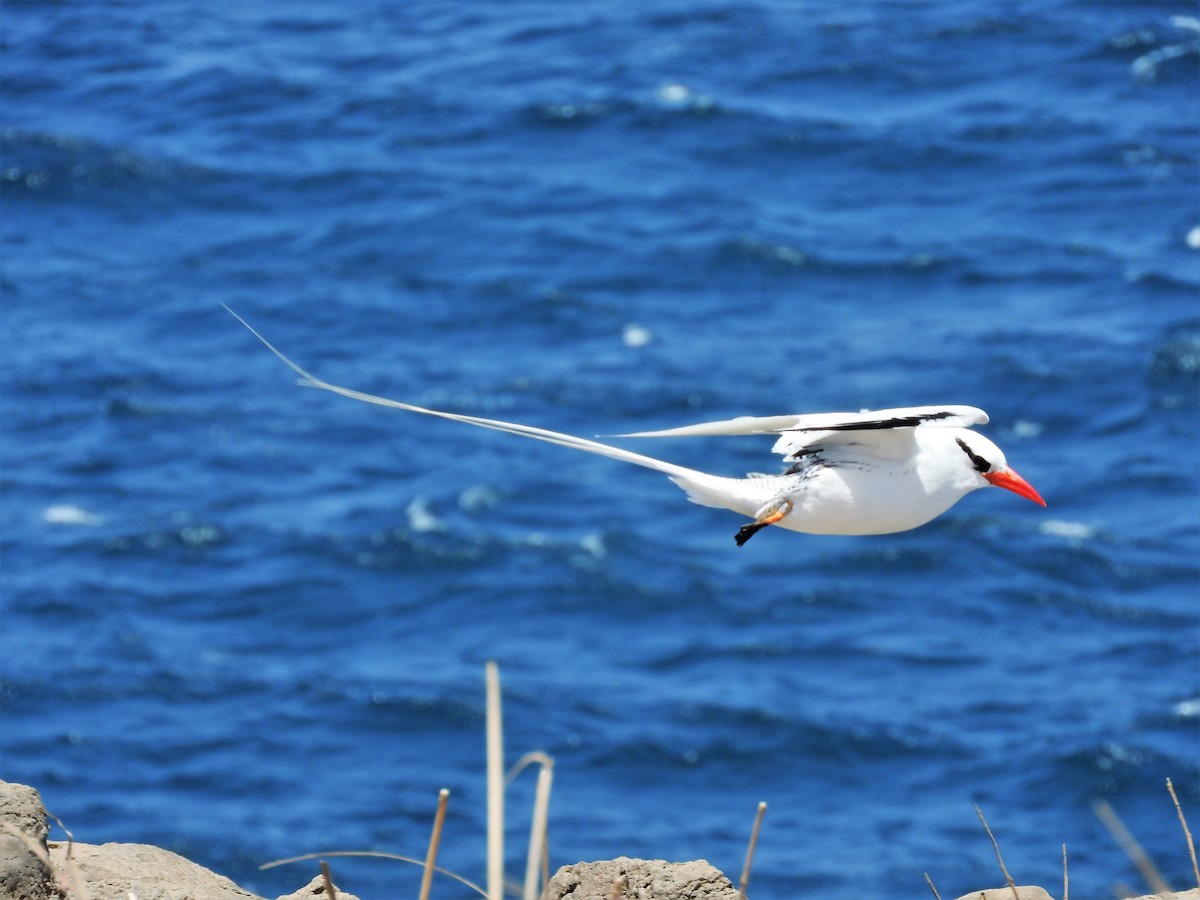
[0,781,51,847]
[0,779,58,900]
[45,840,364,900]
[274,873,361,900]
[1,778,364,900]
[0,833,56,900]
[544,857,741,900]
[45,841,260,900]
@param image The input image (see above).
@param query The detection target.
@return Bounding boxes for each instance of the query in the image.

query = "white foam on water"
[405,498,442,532]
[1038,519,1095,542]
[1173,697,1200,718]
[43,504,104,526]
[622,323,652,348]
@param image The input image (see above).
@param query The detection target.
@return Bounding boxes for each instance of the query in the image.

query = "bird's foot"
[734,500,793,547]
[735,521,767,546]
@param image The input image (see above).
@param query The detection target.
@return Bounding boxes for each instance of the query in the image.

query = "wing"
[619,408,984,448]
[772,405,988,460]
[621,405,988,461]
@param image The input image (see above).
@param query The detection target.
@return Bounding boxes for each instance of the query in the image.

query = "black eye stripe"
[955,437,991,473]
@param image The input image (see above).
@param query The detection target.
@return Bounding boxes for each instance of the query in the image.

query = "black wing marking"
[790,411,958,433]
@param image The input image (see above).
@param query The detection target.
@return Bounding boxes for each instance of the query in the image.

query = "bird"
[226,307,1046,545]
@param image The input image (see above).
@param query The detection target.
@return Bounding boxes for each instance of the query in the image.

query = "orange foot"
[734,500,793,547]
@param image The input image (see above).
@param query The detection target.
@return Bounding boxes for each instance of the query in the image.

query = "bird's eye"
[955,437,991,474]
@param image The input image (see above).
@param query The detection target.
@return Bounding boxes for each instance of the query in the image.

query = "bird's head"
[952,433,1046,506]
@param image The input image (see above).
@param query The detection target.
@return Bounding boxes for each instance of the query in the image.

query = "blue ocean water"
[2,2,1198,898]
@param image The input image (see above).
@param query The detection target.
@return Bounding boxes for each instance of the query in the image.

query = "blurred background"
[2,2,1197,897]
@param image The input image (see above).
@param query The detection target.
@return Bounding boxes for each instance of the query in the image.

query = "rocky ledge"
[3,780,1197,900]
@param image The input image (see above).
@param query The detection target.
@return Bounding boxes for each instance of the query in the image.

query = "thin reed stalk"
[1166,777,1200,887]
[737,801,767,900]
[974,806,1018,900]
[486,661,504,900]
[319,860,337,900]
[52,815,89,900]
[521,754,554,900]
[419,789,450,900]
[1093,799,1171,894]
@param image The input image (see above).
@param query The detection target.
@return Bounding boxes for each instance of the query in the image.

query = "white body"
[670,426,992,535]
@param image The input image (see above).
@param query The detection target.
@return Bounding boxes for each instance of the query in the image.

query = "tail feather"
[227,305,723,495]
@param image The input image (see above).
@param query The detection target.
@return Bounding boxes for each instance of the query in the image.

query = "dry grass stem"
[44,812,90,900]
[522,754,554,900]
[506,751,551,784]
[47,813,74,851]
[737,801,767,900]
[486,660,504,900]
[610,874,627,900]
[419,788,451,900]
[320,860,337,900]
[1092,799,1171,894]
[923,871,943,899]
[51,813,90,900]
[260,851,487,898]
[974,805,1019,900]
[1166,777,1200,887]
